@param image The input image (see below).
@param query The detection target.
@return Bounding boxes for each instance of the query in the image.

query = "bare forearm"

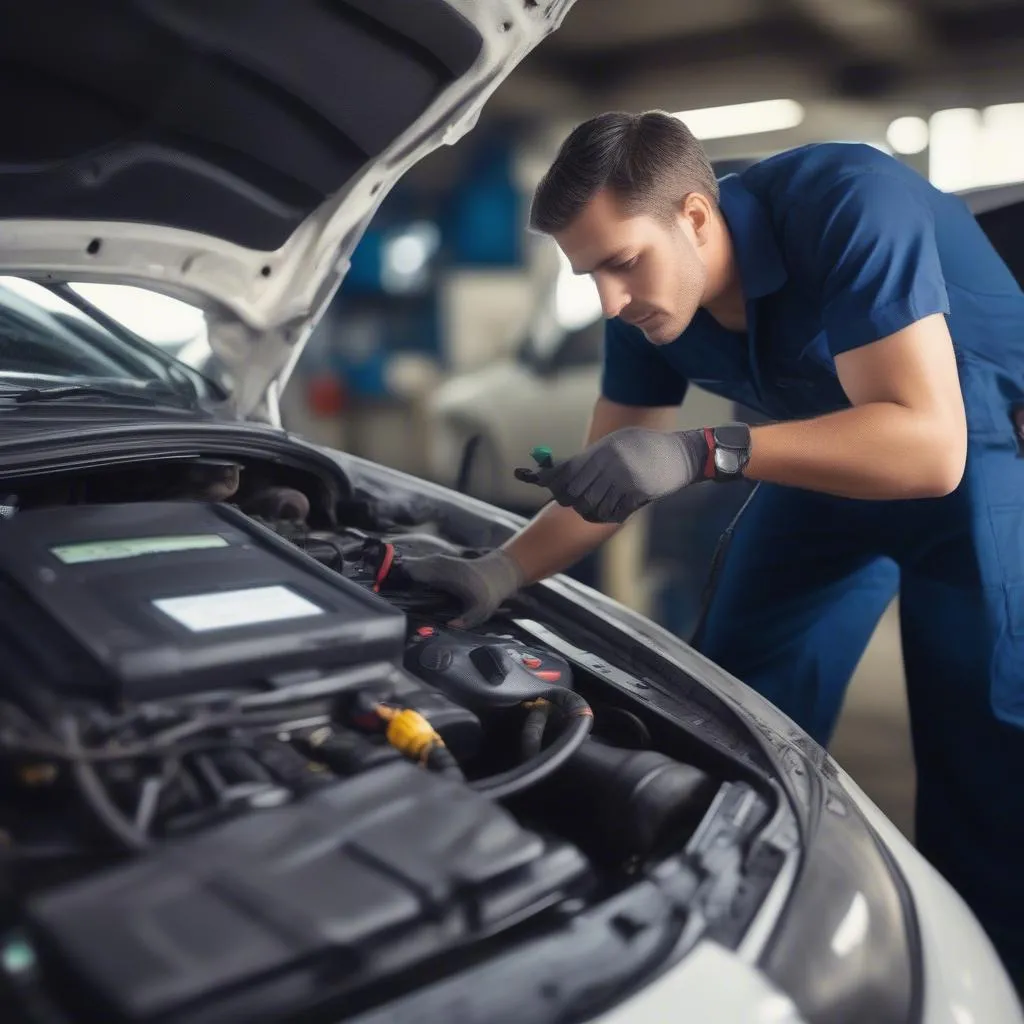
[502,501,619,583]
[745,402,966,499]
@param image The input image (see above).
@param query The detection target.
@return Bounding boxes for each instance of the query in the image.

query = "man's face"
[553,188,708,345]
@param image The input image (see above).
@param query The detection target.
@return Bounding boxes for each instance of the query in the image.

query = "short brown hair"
[529,110,719,234]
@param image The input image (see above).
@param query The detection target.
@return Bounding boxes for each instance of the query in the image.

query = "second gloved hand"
[516,426,709,524]
[401,548,526,628]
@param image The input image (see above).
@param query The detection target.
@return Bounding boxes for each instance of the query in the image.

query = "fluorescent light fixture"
[929,104,1024,191]
[928,108,979,191]
[886,116,929,155]
[673,99,804,141]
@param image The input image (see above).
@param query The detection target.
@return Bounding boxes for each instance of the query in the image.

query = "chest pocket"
[766,329,830,391]
[797,329,834,370]
[667,319,764,412]
[757,321,850,418]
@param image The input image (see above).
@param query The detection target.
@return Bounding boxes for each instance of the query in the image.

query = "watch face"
[716,424,751,449]
[716,450,743,475]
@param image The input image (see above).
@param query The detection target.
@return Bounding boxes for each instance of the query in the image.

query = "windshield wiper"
[11,381,196,409]
[46,283,228,404]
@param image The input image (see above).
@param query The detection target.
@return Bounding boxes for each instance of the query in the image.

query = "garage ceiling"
[406,0,1024,195]
[496,0,1024,116]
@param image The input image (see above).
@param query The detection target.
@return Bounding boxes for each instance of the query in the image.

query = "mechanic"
[404,110,1024,982]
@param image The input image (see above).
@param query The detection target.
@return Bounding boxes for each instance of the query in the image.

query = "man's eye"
[613,256,639,271]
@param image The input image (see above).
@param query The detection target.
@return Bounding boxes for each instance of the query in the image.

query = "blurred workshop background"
[103,0,1024,839]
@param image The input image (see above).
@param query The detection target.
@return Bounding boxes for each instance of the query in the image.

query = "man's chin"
[642,317,678,345]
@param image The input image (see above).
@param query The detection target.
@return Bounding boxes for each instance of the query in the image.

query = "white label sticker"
[152,585,324,633]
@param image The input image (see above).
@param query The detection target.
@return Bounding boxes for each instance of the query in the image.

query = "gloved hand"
[515,426,710,524]
[401,548,526,628]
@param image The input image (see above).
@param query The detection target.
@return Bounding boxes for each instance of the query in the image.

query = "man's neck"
[704,276,745,331]
[701,217,747,332]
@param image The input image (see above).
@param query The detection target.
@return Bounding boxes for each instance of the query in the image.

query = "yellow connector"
[376,705,445,763]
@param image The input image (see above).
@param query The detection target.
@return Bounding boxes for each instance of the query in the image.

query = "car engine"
[0,455,778,1024]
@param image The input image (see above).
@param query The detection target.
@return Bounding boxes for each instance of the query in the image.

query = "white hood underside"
[0,0,576,421]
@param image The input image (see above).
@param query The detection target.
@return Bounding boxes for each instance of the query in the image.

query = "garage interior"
[1,0,1023,1018]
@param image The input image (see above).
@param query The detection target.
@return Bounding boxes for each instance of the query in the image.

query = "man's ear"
[677,192,714,247]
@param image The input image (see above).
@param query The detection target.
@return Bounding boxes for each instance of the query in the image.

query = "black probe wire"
[688,481,762,651]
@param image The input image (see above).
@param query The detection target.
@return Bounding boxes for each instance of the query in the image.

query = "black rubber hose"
[472,689,593,801]
[520,700,553,761]
[59,717,150,853]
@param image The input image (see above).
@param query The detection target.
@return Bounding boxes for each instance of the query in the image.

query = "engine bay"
[0,454,783,1024]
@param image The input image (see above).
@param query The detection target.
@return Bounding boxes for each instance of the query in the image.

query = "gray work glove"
[515,427,710,524]
[402,548,526,628]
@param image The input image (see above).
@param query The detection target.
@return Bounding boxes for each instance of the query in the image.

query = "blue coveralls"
[601,142,1024,979]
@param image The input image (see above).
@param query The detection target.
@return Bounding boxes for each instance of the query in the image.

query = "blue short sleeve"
[600,318,688,407]
[787,172,951,357]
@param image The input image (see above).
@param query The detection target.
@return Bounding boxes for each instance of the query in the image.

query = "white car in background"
[426,294,607,509]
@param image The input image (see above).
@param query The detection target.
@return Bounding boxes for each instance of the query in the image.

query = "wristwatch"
[703,422,752,482]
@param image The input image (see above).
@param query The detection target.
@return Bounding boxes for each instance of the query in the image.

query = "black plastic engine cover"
[0,501,408,702]
[26,760,590,1024]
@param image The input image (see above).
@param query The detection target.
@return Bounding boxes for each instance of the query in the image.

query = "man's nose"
[595,275,629,319]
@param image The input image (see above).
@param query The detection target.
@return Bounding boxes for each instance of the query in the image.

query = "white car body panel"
[838,766,1024,1024]
[427,358,601,506]
[595,940,807,1024]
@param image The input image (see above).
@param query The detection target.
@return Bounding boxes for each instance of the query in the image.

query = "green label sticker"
[51,534,229,565]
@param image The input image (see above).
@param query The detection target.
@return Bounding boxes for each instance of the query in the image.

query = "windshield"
[68,283,209,356]
[0,277,220,398]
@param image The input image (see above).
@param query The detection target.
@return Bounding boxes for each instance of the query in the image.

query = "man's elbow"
[925,451,966,498]
[919,415,967,498]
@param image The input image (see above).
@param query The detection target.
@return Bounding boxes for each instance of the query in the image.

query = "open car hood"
[0,0,575,421]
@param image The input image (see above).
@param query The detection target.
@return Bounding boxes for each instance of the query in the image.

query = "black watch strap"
[704,422,752,481]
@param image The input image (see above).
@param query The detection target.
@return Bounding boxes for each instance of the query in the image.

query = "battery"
[0,501,407,702]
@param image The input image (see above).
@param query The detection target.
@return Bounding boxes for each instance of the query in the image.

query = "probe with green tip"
[530,445,554,468]
[515,445,556,484]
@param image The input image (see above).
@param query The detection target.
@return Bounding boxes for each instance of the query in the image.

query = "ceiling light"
[381,221,440,294]
[672,99,805,141]
[886,116,929,155]
[929,103,1024,192]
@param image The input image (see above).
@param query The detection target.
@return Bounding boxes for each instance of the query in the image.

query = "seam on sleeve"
[825,289,951,355]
